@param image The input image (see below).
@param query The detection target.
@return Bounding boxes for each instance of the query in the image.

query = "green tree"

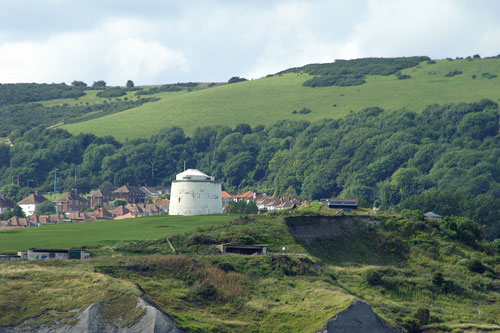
[126,80,134,89]
[13,205,25,218]
[34,201,56,215]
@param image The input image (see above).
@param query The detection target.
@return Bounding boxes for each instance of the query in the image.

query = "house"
[88,208,114,221]
[114,212,137,220]
[222,191,233,205]
[424,212,443,221]
[27,248,88,261]
[17,192,48,216]
[156,198,170,214]
[113,185,146,204]
[66,211,91,223]
[53,192,89,213]
[109,205,130,217]
[326,199,358,210]
[233,191,255,203]
[140,186,170,198]
[88,189,115,208]
[216,243,268,255]
[0,195,15,214]
[0,216,29,228]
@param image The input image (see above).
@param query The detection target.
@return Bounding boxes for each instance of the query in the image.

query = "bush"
[365,270,383,286]
[194,281,217,301]
[432,272,444,287]
[492,239,500,253]
[444,70,462,77]
[228,77,248,84]
[298,107,312,114]
[468,259,486,274]
[415,307,430,325]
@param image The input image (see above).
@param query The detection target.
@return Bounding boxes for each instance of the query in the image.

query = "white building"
[17,192,48,216]
[169,169,222,216]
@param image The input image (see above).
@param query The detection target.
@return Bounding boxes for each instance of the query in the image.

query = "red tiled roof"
[109,205,130,216]
[234,191,254,199]
[222,191,233,198]
[18,192,48,205]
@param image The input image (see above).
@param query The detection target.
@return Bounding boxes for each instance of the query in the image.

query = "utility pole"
[54,169,59,193]
[151,161,155,182]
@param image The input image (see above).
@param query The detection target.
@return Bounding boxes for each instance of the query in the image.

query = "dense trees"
[0,99,499,239]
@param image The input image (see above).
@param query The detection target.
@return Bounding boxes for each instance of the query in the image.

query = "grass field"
[61,58,500,141]
[0,214,235,253]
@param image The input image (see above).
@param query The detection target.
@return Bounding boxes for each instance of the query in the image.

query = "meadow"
[0,214,235,253]
[61,58,500,140]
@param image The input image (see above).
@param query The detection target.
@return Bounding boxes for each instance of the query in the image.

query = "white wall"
[20,204,36,216]
[169,181,222,216]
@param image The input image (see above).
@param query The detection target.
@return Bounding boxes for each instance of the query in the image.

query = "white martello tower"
[169,169,222,216]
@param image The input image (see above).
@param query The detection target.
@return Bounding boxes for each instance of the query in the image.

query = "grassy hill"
[60,57,500,141]
[0,214,235,254]
[1,207,499,332]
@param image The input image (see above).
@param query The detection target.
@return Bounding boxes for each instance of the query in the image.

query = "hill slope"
[61,57,500,141]
[1,209,499,332]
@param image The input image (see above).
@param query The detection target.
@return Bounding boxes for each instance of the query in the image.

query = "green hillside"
[1,209,499,332]
[61,57,500,141]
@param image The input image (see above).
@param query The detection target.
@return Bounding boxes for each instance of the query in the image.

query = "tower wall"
[169,180,222,216]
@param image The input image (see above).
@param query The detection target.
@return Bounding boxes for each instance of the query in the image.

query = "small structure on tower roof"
[169,169,222,216]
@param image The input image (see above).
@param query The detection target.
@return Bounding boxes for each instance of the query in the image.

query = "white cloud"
[0,18,188,85]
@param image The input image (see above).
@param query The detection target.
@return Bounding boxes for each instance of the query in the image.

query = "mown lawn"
[0,214,235,253]
[62,58,500,140]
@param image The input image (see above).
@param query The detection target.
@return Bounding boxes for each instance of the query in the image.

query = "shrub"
[228,76,248,84]
[444,70,462,77]
[493,239,500,253]
[365,270,383,286]
[194,281,217,301]
[468,259,486,274]
[298,107,312,114]
[402,317,421,333]
[415,307,430,325]
[432,272,444,287]
[481,72,497,79]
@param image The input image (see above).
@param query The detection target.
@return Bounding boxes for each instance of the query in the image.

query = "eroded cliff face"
[285,215,380,242]
[325,300,397,333]
[0,296,183,333]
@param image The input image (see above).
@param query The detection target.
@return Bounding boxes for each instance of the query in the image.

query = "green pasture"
[61,58,500,141]
[0,214,235,253]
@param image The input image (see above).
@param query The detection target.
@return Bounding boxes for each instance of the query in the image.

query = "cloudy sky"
[1,0,499,85]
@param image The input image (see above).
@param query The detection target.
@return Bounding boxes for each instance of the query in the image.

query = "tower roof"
[175,169,213,181]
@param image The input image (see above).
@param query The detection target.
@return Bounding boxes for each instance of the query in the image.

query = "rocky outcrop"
[325,300,397,333]
[0,296,183,333]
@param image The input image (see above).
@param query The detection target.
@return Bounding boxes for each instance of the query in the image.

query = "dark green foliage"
[96,88,126,98]
[439,216,482,246]
[34,201,56,215]
[298,107,312,114]
[481,72,497,79]
[12,205,25,218]
[0,83,85,106]
[0,97,157,136]
[468,259,486,274]
[415,308,430,326]
[193,281,217,301]
[135,82,198,95]
[91,80,107,89]
[365,270,383,286]
[493,239,500,253]
[444,70,462,77]
[71,81,87,88]
[225,201,258,214]
[402,317,421,333]
[278,56,429,87]
[228,77,248,84]
[432,272,444,287]
[125,80,134,89]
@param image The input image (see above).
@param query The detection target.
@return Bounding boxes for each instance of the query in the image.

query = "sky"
[0,0,499,86]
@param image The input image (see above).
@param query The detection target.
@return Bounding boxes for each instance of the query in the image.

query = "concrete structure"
[326,198,358,210]
[216,243,267,255]
[27,248,88,260]
[169,169,222,216]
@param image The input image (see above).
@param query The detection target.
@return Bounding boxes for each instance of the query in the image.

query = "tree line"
[0,99,499,239]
